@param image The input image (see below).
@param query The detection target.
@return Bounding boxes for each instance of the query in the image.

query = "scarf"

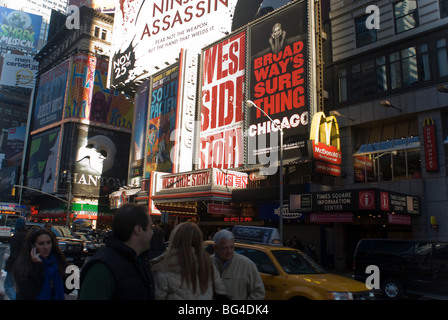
[37,253,65,300]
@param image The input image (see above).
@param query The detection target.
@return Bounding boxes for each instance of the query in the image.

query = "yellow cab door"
[235,246,284,300]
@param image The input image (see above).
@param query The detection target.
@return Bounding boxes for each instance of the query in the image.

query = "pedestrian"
[4,218,27,300]
[79,204,155,300]
[212,229,265,300]
[146,220,166,260]
[305,243,318,262]
[13,228,68,300]
[152,222,227,300]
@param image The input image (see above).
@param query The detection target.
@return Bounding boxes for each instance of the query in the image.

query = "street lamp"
[63,170,72,227]
[380,100,401,112]
[329,110,354,121]
[245,100,284,242]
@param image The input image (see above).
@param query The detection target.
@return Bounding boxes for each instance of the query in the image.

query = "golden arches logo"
[309,111,341,151]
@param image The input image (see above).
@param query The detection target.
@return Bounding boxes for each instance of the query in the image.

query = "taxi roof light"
[231,225,282,246]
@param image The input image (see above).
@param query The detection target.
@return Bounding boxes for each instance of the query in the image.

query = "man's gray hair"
[214,229,234,246]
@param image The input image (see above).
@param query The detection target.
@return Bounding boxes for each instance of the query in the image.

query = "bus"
[0,203,26,242]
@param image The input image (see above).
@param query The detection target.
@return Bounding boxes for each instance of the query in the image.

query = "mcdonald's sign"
[423,117,438,171]
[309,112,342,176]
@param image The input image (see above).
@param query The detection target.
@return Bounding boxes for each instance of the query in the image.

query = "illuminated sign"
[309,112,342,176]
[159,168,248,191]
[423,117,438,172]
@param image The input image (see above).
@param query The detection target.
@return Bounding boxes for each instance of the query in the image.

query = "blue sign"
[258,202,305,221]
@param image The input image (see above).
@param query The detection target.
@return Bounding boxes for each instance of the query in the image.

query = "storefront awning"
[152,168,248,204]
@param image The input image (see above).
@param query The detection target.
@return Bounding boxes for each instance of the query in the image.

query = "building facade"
[327,0,448,267]
[23,6,132,228]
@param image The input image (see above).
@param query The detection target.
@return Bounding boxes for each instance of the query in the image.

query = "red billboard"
[246,1,310,166]
[199,31,246,169]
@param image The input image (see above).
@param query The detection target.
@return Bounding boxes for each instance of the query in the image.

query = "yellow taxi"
[206,226,375,300]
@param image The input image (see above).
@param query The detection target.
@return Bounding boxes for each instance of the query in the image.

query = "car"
[205,226,374,300]
[73,230,103,255]
[353,239,448,300]
[25,223,87,267]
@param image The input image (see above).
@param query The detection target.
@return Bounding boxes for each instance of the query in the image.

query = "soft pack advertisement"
[65,54,133,130]
[247,1,310,165]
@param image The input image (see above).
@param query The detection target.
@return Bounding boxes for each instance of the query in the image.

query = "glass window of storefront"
[353,119,421,183]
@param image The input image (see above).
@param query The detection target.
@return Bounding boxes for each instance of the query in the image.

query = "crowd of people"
[1,203,266,300]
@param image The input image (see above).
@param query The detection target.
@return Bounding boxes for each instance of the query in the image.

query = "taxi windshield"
[272,250,325,274]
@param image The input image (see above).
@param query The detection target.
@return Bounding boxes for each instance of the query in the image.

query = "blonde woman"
[152,222,227,300]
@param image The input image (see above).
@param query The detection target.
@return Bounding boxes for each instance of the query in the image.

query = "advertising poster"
[0,53,38,88]
[199,31,246,170]
[0,7,42,52]
[5,126,26,168]
[26,129,61,193]
[65,54,134,130]
[110,0,239,88]
[128,79,150,186]
[61,123,131,197]
[247,1,310,165]
[0,166,18,199]
[145,65,179,175]
[32,59,70,131]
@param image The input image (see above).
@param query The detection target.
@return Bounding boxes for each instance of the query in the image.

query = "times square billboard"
[110,0,240,89]
[128,1,314,174]
[198,0,312,170]
[64,54,134,130]
[0,6,42,52]
[246,0,311,167]
[60,123,131,197]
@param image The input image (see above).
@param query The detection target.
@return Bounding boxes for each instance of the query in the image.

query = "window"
[437,38,448,77]
[355,14,377,48]
[440,0,448,18]
[351,57,387,98]
[235,248,277,274]
[433,243,448,260]
[353,120,421,183]
[389,46,429,90]
[337,69,347,102]
[94,27,100,38]
[394,0,419,34]
[101,29,107,41]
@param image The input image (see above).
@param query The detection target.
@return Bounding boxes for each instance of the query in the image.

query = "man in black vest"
[79,204,155,300]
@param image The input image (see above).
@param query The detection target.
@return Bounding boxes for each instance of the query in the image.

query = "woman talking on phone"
[13,227,68,300]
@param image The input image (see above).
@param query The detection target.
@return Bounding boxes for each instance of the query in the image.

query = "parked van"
[353,239,448,299]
